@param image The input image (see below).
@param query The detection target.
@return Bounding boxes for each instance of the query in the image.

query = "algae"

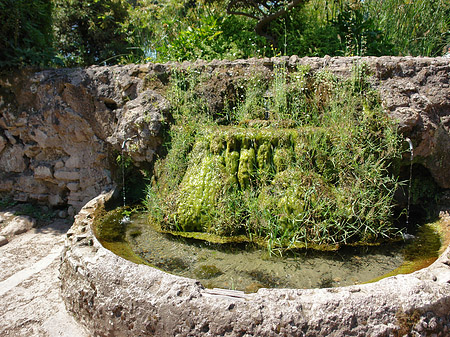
[95,208,127,242]
[194,265,223,279]
[367,218,447,283]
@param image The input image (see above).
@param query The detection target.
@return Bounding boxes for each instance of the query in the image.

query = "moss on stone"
[95,208,127,242]
[176,153,224,232]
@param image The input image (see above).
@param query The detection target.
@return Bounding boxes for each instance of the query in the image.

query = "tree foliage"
[1,0,449,68]
[52,0,135,67]
[223,0,307,43]
[0,0,54,68]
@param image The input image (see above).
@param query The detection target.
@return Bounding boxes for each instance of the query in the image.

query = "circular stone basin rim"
[60,191,450,336]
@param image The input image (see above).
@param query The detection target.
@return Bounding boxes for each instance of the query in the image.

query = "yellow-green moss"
[367,219,447,283]
[100,241,152,266]
[176,153,224,231]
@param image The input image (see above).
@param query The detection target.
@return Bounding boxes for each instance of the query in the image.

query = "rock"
[65,155,82,169]
[58,210,68,219]
[54,161,64,169]
[0,215,36,236]
[0,145,26,173]
[0,135,6,153]
[67,182,80,192]
[67,206,75,217]
[54,170,80,181]
[0,211,15,223]
[0,179,13,191]
[0,235,7,246]
[49,194,64,206]
[34,165,53,180]
[107,89,169,164]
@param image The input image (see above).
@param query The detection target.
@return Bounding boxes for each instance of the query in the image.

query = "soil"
[0,205,89,337]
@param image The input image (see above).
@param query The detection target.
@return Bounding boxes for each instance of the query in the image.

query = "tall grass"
[145,61,403,251]
[364,0,450,56]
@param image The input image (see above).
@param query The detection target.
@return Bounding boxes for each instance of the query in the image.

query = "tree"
[222,0,308,44]
[0,0,54,68]
[53,0,135,67]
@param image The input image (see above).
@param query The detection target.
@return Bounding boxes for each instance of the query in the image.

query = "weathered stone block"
[54,161,64,169]
[0,215,36,236]
[49,194,64,206]
[0,180,13,191]
[0,145,26,173]
[54,170,80,181]
[0,211,14,223]
[65,155,82,169]
[67,182,80,192]
[34,165,53,180]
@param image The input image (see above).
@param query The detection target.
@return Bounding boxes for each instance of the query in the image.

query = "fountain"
[119,136,137,225]
[57,59,450,336]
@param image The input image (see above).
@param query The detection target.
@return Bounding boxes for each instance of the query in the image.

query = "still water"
[109,214,443,292]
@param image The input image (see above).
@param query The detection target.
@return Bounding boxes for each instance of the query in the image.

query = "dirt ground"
[0,207,89,337]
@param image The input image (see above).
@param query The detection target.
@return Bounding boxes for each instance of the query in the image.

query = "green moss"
[194,265,223,279]
[237,138,256,189]
[95,208,127,242]
[225,140,240,185]
[145,64,403,251]
[176,153,224,231]
[367,220,445,283]
[101,241,152,266]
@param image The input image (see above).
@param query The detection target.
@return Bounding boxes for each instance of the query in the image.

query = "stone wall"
[0,56,449,214]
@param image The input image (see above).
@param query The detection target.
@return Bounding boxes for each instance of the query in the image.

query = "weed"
[144,62,403,253]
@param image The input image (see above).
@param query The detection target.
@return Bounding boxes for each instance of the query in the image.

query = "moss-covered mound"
[146,63,403,249]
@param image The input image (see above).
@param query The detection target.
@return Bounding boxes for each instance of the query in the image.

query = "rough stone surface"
[0,57,449,213]
[0,217,89,337]
[61,192,450,337]
[0,215,36,236]
[0,211,15,223]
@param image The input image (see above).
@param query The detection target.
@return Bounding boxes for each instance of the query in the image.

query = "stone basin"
[1,56,450,336]
[60,191,450,336]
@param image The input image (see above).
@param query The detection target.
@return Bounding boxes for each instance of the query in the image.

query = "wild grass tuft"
[145,62,403,253]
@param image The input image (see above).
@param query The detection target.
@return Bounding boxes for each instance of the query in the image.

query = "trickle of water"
[121,141,128,208]
[120,137,136,224]
[405,137,414,225]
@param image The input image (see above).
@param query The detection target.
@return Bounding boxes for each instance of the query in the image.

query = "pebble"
[0,235,8,246]
[58,210,68,219]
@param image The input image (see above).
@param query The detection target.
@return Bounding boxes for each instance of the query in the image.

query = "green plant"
[0,196,17,209]
[145,61,403,252]
[364,0,450,56]
[52,0,134,66]
[0,0,55,68]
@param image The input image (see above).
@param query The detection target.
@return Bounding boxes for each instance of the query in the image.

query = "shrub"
[52,0,134,66]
